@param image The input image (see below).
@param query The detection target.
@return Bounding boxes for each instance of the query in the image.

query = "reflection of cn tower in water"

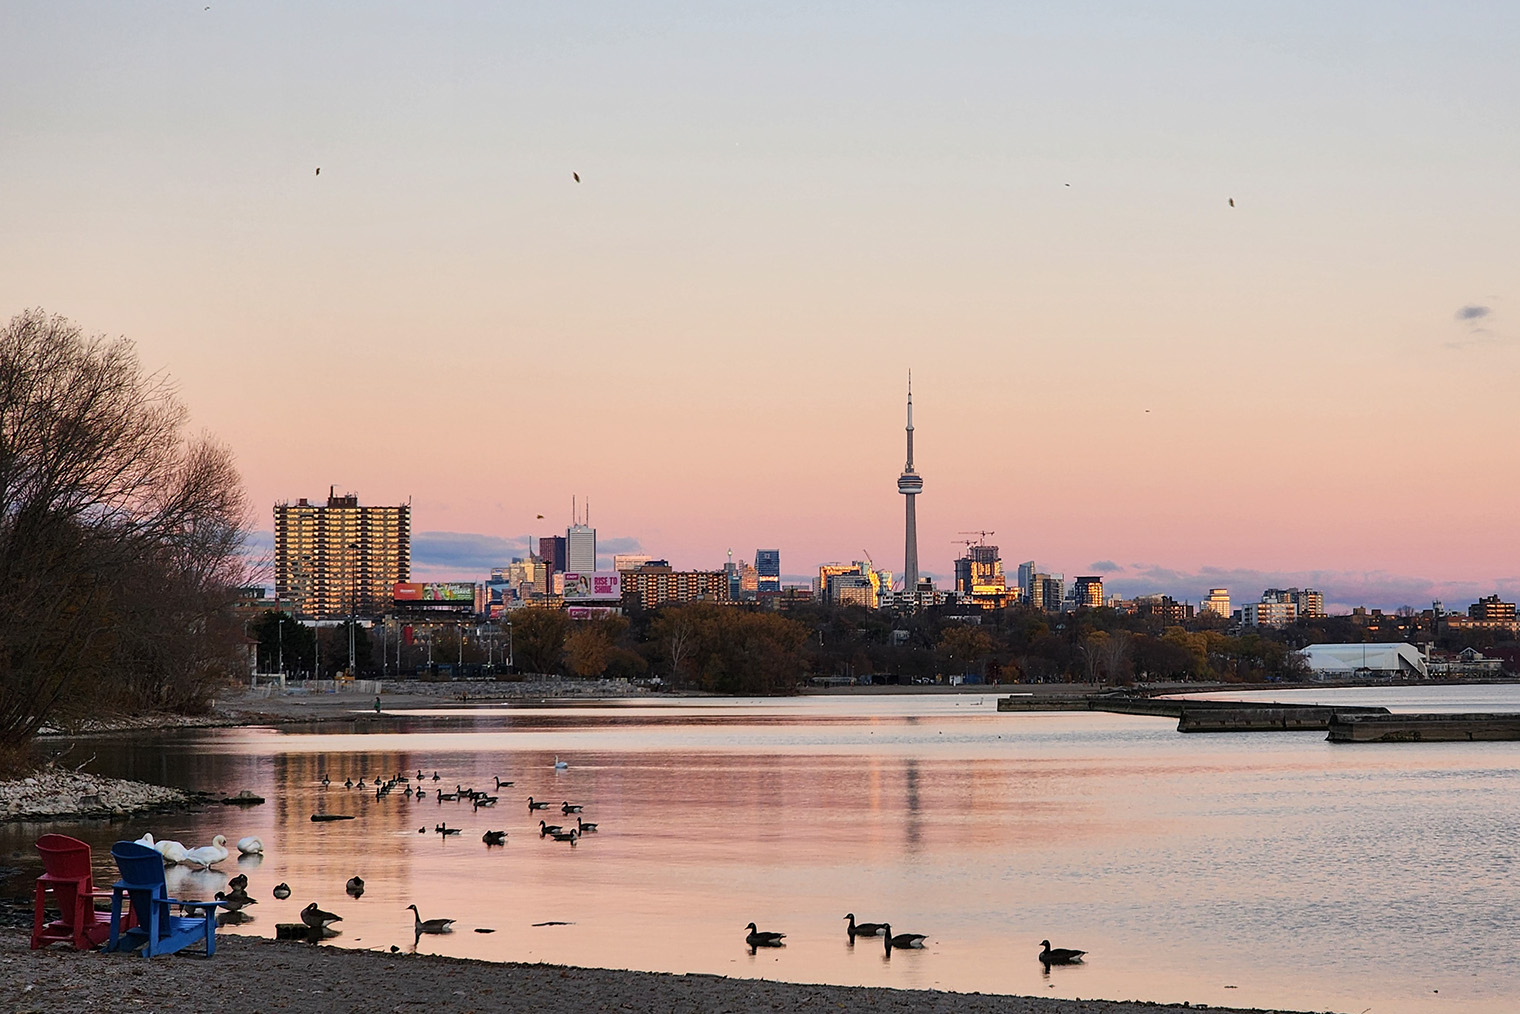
[898,373,923,592]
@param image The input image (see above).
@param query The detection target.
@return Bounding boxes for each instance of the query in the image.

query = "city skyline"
[4,4,1517,613]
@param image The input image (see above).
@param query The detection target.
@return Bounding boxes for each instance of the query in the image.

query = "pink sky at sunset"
[3,3,1517,610]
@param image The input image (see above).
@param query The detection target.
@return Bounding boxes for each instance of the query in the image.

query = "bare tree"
[0,310,250,758]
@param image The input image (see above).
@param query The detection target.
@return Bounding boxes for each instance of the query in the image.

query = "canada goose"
[438,789,459,801]
[180,835,229,870]
[404,786,414,797]
[528,796,551,810]
[882,924,926,952]
[215,889,256,911]
[227,873,249,892]
[301,902,341,929]
[844,913,886,938]
[494,777,514,788]
[407,904,455,934]
[435,823,461,836]
[1039,940,1086,964]
[473,795,497,809]
[433,771,441,781]
[344,778,353,789]
[357,778,366,788]
[561,801,583,814]
[272,883,291,899]
[321,774,331,786]
[538,820,564,837]
[346,876,365,897]
[482,830,506,846]
[417,769,425,780]
[576,817,598,833]
[745,922,785,947]
[546,828,579,843]
[236,836,263,855]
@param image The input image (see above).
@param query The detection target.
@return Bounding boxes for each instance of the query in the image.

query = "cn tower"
[898,373,923,593]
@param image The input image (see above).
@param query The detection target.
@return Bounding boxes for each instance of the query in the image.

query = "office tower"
[897,374,923,591]
[539,536,567,575]
[1017,561,1036,599]
[567,523,596,573]
[756,549,780,594]
[1201,588,1231,617]
[1072,576,1104,608]
[274,488,410,620]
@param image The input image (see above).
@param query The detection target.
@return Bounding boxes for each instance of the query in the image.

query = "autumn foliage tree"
[0,310,251,759]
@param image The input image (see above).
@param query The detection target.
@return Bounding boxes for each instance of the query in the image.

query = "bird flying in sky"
[572,172,580,182]
[315,167,320,176]
[1228,197,1234,207]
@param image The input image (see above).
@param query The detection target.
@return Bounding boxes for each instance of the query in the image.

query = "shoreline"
[3,930,1324,1014]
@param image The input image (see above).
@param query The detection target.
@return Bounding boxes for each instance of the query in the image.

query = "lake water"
[7,685,1519,1013]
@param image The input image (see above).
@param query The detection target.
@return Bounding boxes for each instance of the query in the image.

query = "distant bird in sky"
[315,167,320,176]
[1228,197,1234,207]
[1064,183,1071,187]
[572,172,580,182]
[536,514,544,519]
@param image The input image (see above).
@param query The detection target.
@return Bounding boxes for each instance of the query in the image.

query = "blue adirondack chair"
[106,840,224,958]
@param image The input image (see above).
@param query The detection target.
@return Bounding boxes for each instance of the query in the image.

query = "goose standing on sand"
[181,835,230,870]
[844,913,887,938]
[236,836,263,856]
[881,924,927,952]
[1039,940,1086,964]
[407,904,455,934]
[745,922,785,948]
[301,902,342,929]
[273,883,291,899]
[346,876,365,897]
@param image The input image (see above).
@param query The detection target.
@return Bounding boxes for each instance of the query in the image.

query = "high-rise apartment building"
[274,489,410,620]
[1201,588,1231,617]
[620,563,729,610]
[756,549,781,594]
[1017,561,1036,599]
[567,524,596,573]
[1242,600,1296,628]
[1072,576,1104,608]
[1263,587,1323,620]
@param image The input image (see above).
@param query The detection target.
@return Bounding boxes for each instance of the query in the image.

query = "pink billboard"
[562,571,622,601]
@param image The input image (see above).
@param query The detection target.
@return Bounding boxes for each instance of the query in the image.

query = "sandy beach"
[5,930,1322,1014]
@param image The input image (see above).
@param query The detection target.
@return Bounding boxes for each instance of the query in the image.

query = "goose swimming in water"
[435,823,461,837]
[301,902,342,929]
[538,820,564,837]
[321,774,331,786]
[745,922,785,948]
[546,828,579,843]
[881,924,927,952]
[482,830,506,846]
[1039,940,1086,964]
[272,883,291,899]
[576,817,598,834]
[346,876,365,897]
[494,777,514,789]
[344,778,353,789]
[527,796,551,810]
[407,904,455,934]
[844,913,887,938]
[561,801,583,814]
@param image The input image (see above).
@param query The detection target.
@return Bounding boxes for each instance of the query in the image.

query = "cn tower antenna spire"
[897,370,923,597]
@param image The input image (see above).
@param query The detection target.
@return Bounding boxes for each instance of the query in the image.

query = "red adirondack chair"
[31,833,122,950]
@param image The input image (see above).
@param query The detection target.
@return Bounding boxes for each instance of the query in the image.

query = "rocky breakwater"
[1,771,201,823]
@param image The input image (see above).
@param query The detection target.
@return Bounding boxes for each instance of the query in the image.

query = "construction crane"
[957,530,996,546]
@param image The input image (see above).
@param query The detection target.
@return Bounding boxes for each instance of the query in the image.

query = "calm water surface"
[7,687,1518,1014]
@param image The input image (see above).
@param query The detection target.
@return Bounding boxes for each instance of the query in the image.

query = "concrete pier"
[1327,712,1520,742]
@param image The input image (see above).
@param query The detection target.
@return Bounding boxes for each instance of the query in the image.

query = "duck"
[561,801,583,814]
[301,902,342,929]
[407,904,455,935]
[180,835,230,870]
[527,796,551,811]
[553,756,569,769]
[1039,940,1086,964]
[227,873,249,892]
[494,777,514,789]
[745,923,785,948]
[236,836,263,856]
[538,820,564,837]
[576,817,598,834]
[272,883,291,900]
[882,924,927,952]
[482,830,506,846]
[844,913,887,938]
[346,876,365,897]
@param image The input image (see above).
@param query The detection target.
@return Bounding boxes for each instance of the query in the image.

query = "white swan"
[236,836,263,855]
[180,834,229,870]
[140,834,189,865]
[553,756,569,770]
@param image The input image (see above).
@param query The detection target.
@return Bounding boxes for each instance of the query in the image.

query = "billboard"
[393,581,476,603]
[567,605,622,620]
[562,571,622,602]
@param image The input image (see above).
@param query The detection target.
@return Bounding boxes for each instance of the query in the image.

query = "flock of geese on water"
[137,759,1086,965]
[744,914,1086,966]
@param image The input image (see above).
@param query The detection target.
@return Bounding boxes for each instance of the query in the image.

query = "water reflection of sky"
[7,688,1520,1014]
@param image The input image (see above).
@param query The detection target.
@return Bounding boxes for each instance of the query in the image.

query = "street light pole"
[348,542,359,678]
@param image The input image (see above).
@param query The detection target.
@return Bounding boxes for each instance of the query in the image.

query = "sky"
[3,2,1518,612]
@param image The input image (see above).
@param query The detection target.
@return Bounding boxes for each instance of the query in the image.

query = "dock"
[1327,712,1520,742]
[997,694,1390,732]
